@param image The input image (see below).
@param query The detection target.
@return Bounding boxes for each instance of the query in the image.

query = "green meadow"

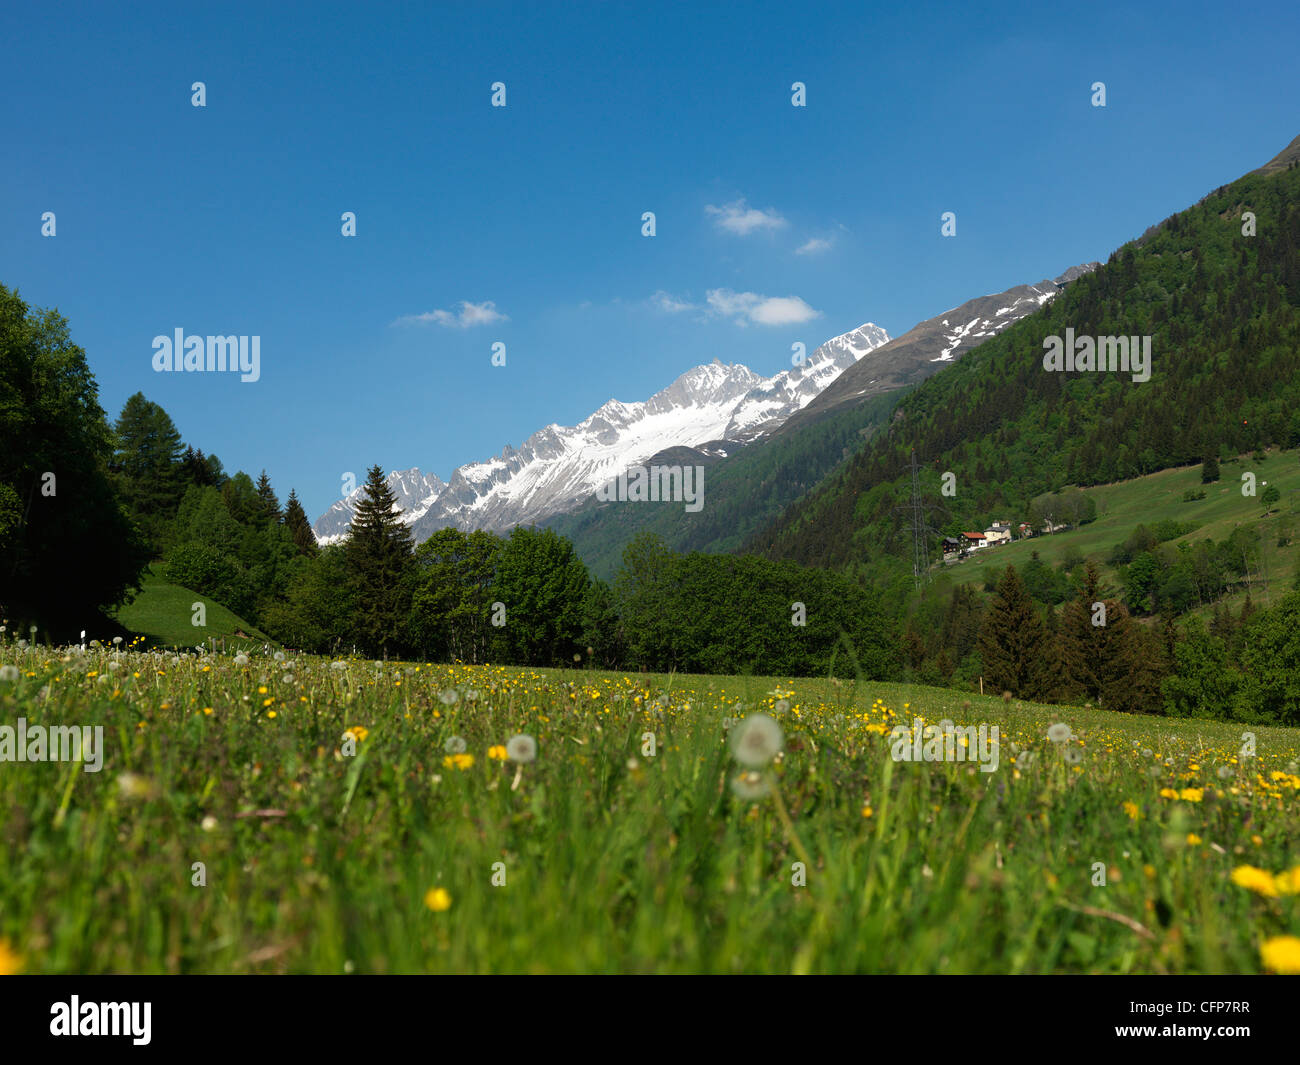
[943,451,1300,612]
[0,643,1297,975]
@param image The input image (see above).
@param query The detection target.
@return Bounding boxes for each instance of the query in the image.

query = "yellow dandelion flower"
[488,745,507,760]
[1178,788,1203,802]
[1122,800,1140,820]
[1159,788,1179,799]
[424,887,452,912]
[1186,833,1202,845]
[1230,865,1279,897]
[1272,866,1300,895]
[1260,936,1300,975]
[0,938,23,975]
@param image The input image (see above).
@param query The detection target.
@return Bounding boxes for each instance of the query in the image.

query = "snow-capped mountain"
[780,264,1101,433]
[312,323,891,543]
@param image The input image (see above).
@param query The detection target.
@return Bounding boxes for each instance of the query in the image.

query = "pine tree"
[1201,455,1220,483]
[254,470,282,525]
[1061,560,1106,699]
[1036,605,1069,702]
[283,489,318,556]
[113,392,186,551]
[344,465,415,657]
[977,566,1048,698]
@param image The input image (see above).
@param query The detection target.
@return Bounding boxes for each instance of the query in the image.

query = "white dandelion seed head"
[1063,746,1083,765]
[438,689,459,706]
[1142,748,1153,758]
[17,639,27,651]
[201,815,218,832]
[730,713,784,768]
[274,651,285,662]
[330,660,347,671]
[0,665,18,683]
[1046,723,1072,744]
[444,735,467,755]
[506,734,537,764]
[1217,765,1234,779]
[112,636,123,645]
[282,674,295,684]
[774,698,790,715]
[234,653,249,667]
[657,694,670,708]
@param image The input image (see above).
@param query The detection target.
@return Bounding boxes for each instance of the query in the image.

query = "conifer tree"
[283,489,318,556]
[344,465,415,656]
[977,565,1048,698]
[1060,561,1106,699]
[254,470,282,525]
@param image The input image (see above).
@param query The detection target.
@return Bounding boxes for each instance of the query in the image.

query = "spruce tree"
[977,565,1048,698]
[254,470,282,525]
[1061,561,1106,699]
[113,392,186,550]
[283,489,319,556]
[344,465,415,657]
[1201,455,1220,483]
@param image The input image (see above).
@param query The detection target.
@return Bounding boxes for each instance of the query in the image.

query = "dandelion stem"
[768,773,812,870]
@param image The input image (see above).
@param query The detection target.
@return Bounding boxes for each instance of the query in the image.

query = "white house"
[984,521,1013,546]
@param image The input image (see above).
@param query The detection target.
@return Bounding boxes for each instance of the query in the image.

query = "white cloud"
[705,288,820,326]
[795,237,833,256]
[393,300,508,328]
[649,290,698,314]
[705,198,787,236]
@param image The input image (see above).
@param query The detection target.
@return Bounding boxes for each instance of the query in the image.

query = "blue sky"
[4,0,1298,520]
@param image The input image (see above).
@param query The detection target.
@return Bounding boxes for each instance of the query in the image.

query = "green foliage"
[112,391,186,553]
[616,533,895,678]
[343,465,416,657]
[409,528,503,664]
[489,526,590,666]
[0,285,149,632]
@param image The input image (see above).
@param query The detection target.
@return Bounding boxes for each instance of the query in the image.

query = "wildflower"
[342,726,369,743]
[1159,788,1179,799]
[424,887,452,912]
[234,653,249,667]
[506,734,537,764]
[201,816,218,832]
[116,772,154,800]
[1217,765,1234,780]
[330,660,346,671]
[1273,867,1300,895]
[731,770,770,800]
[1178,788,1203,802]
[0,939,23,975]
[442,753,474,770]
[444,735,467,755]
[1063,747,1083,765]
[1186,833,1202,845]
[730,713,784,768]
[487,744,507,761]
[1122,800,1139,820]
[1046,723,1072,744]
[1230,865,1279,898]
[438,689,459,706]
[1260,936,1300,975]
[0,665,18,683]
